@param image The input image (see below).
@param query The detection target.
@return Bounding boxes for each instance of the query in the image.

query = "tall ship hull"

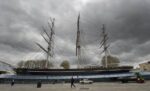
[15,66,133,76]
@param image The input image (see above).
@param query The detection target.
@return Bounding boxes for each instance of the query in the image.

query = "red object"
[136,78,145,83]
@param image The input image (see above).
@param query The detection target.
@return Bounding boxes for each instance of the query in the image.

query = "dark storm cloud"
[81,0,150,43]
[79,0,150,65]
[0,0,78,66]
[110,0,150,43]
[0,0,42,52]
[0,0,150,67]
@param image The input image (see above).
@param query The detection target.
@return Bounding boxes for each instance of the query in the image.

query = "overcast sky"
[0,0,150,68]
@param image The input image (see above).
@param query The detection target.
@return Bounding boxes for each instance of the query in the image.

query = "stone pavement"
[0,81,150,91]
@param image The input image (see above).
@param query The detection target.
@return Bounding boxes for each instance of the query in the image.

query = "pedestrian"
[71,76,76,88]
[11,79,15,86]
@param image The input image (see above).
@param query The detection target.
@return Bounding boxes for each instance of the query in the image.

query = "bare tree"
[17,60,53,69]
[60,60,70,69]
[17,61,25,68]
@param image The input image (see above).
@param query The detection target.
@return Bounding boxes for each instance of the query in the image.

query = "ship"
[14,66,132,76]
[14,14,133,76]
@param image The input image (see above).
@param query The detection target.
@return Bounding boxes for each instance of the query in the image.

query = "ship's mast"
[36,17,55,68]
[100,24,109,68]
[76,14,81,69]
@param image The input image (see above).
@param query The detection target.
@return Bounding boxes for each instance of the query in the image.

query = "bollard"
[37,81,42,88]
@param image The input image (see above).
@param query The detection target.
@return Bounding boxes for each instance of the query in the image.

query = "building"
[139,61,150,71]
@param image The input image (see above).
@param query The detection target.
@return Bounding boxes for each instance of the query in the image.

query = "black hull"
[15,66,133,76]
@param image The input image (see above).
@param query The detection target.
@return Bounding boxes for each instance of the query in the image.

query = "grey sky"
[0,0,150,68]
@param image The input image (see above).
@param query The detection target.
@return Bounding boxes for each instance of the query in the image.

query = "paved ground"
[0,81,150,91]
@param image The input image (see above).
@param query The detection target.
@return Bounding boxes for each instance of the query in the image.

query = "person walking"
[11,79,15,86]
[71,76,76,88]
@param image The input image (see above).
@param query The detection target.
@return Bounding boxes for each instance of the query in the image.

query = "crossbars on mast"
[36,17,55,69]
[100,24,109,68]
[47,18,55,67]
[76,14,81,69]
